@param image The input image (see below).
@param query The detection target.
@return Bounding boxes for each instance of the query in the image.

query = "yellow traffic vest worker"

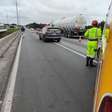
[84,20,102,67]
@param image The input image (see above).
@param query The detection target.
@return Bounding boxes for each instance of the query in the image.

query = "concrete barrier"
[0,31,22,109]
[0,32,17,49]
[0,32,21,58]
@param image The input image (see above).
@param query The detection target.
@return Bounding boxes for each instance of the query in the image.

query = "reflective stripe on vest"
[88,28,98,41]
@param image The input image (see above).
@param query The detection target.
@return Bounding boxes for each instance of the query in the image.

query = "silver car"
[39,27,62,42]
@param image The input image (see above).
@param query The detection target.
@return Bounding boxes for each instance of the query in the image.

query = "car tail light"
[99,96,112,112]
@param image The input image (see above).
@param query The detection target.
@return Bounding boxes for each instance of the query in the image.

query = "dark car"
[21,26,25,32]
[39,27,62,42]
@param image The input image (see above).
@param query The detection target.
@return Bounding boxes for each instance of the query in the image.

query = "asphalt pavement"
[60,38,86,55]
[11,30,97,112]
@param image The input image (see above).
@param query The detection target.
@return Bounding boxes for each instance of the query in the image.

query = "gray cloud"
[0,0,110,24]
[0,0,15,6]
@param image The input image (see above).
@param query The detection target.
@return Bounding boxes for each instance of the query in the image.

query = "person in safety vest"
[84,20,102,67]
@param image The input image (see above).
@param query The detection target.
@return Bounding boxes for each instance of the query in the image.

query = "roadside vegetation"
[0,28,19,39]
[26,23,47,29]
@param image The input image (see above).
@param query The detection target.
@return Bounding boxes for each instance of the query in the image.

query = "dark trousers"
[86,57,95,67]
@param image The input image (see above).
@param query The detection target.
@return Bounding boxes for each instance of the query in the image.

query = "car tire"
[57,39,61,42]
[39,34,41,40]
[39,37,42,40]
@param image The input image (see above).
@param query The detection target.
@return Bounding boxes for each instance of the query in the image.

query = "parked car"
[39,27,62,42]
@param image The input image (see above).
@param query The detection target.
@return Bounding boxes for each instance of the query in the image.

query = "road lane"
[62,37,87,48]
[60,37,86,55]
[11,31,97,112]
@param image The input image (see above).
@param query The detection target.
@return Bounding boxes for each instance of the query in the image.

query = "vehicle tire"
[39,37,42,40]
[57,39,61,42]
[39,34,41,40]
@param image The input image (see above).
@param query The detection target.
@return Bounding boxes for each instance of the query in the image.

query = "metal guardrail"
[0,31,22,104]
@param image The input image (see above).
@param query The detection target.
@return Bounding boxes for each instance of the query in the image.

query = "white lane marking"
[56,43,97,63]
[1,36,23,112]
[56,43,86,58]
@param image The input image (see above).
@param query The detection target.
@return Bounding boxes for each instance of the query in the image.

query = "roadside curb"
[0,34,23,112]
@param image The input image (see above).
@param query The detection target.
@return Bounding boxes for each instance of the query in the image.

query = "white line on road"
[56,43,86,58]
[56,43,97,63]
[1,36,23,112]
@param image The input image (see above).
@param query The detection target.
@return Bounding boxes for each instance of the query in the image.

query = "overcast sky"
[0,0,110,25]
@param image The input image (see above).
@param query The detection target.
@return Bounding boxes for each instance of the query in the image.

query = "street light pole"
[16,0,19,25]
[6,14,9,24]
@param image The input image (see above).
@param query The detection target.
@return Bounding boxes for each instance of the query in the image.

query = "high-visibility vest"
[84,27,102,40]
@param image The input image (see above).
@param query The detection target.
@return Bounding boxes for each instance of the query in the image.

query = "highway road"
[11,30,97,112]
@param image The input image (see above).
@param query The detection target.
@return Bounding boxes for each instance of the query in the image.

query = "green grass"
[0,28,19,39]
[7,28,19,33]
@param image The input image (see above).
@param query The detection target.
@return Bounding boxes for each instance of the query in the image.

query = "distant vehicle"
[53,15,87,38]
[21,26,25,32]
[39,27,62,42]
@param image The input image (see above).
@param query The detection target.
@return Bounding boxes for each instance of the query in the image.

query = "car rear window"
[47,28,61,34]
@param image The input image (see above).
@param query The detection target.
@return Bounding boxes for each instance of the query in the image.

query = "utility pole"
[6,14,9,24]
[16,0,19,25]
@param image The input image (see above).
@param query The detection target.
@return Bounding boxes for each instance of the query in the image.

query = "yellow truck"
[93,0,112,112]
